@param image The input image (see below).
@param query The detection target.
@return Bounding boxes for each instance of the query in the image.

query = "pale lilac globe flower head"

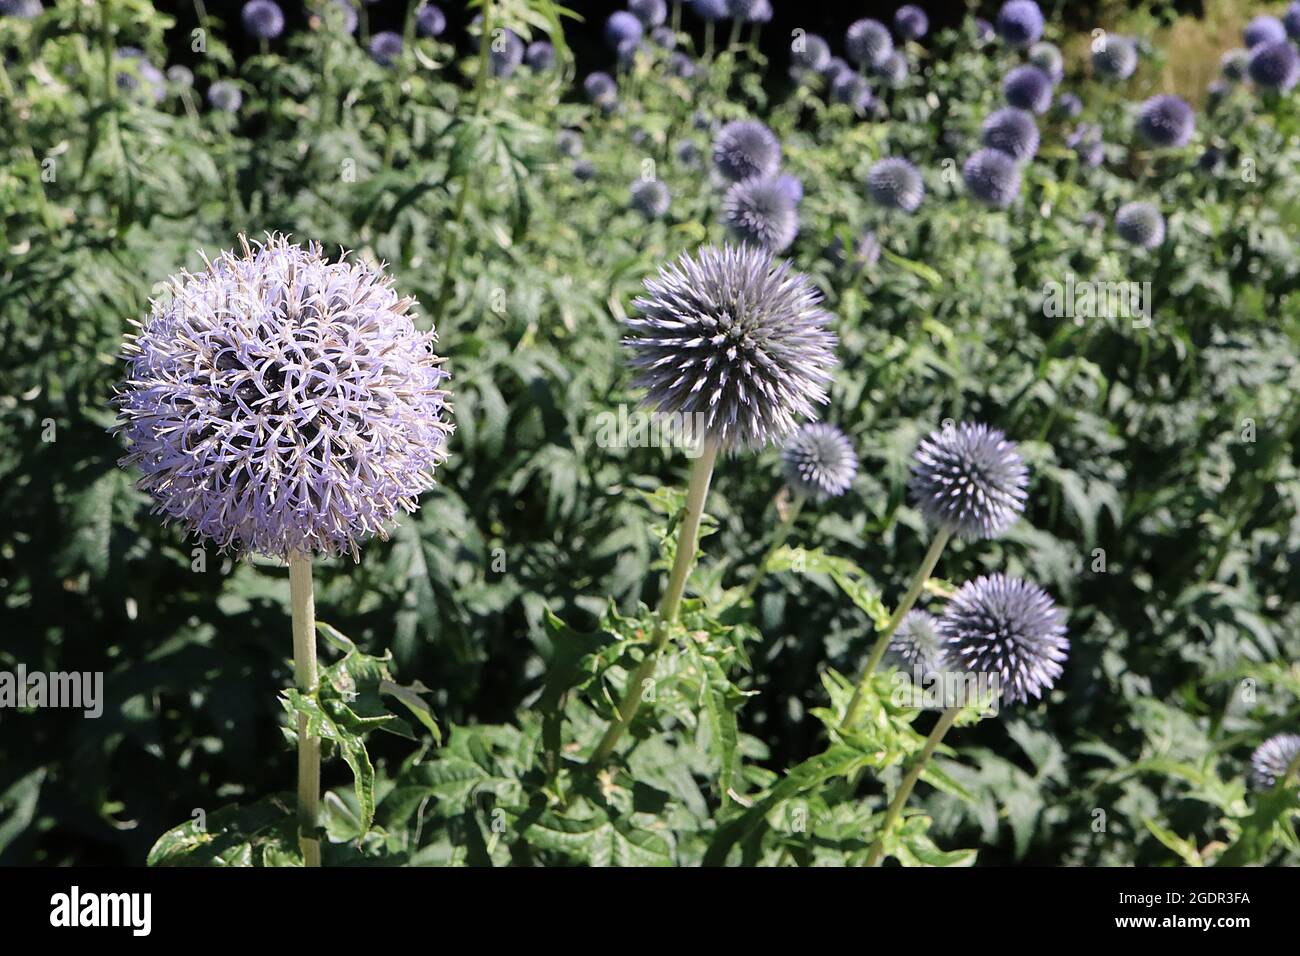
[584,71,618,106]
[114,235,453,560]
[972,17,994,46]
[1003,64,1053,114]
[629,0,667,28]
[242,0,284,39]
[790,33,831,75]
[0,0,43,17]
[415,4,446,38]
[115,48,166,103]
[774,173,803,204]
[1249,734,1300,790]
[526,41,555,71]
[651,26,677,49]
[675,139,701,167]
[832,73,873,113]
[490,29,525,77]
[982,107,1039,163]
[894,5,928,42]
[995,0,1043,48]
[573,158,597,182]
[1030,42,1064,83]
[1092,34,1138,80]
[909,421,1028,540]
[1244,15,1287,49]
[207,80,243,112]
[963,148,1022,207]
[623,245,838,452]
[1054,92,1082,119]
[690,0,728,22]
[821,56,852,88]
[726,0,765,22]
[557,129,582,157]
[1220,48,1250,82]
[846,19,893,69]
[867,157,924,213]
[670,51,697,79]
[713,119,781,183]
[631,178,671,219]
[780,422,857,503]
[1249,40,1300,92]
[605,11,643,49]
[1137,94,1194,148]
[873,51,909,87]
[1114,201,1165,249]
[721,177,799,253]
[369,31,403,67]
[166,65,194,90]
[938,574,1068,706]
[886,609,946,676]
[1287,3,1300,41]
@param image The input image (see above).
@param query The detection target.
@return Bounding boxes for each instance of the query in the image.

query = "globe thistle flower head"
[207,80,243,112]
[1249,40,1300,91]
[713,120,781,183]
[1114,202,1165,249]
[937,574,1068,706]
[630,0,667,28]
[675,139,701,167]
[1220,48,1249,82]
[241,0,284,40]
[981,108,1040,163]
[909,422,1028,540]
[690,0,728,22]
[780,422,857,502]
[750,0,773,25]
[887,610,946,676]
[846,18,893,69]
[1198,146,1224,173]
[623,245,837,452]
[1249,734,1300,790]
[1003,65,1052,114]
[996,0,1043,48]
[605,11,643,49]
[1054,92,1082,119]
[166,65,193,89]
[726,0,764,21]
[526,41,555,71]
[1030,42,1064,83]
[963,148,1022,207]
[894,5,928,41]
[0,0,42,17]
[791,34,831,75]
[1287,3,1300,41]
[1137,94,1194,147]
[820,56,852,86]
[317,0,358,34]
[867,157,925,213]
[720,177,799,253]
[972,17,994,46]
[489,30,525,77]
[1092,34,1137,80]
[831,72,873,112]
[114,234,453,560]
[369,31,403,66]
[1244,15,1287,49]
[584,71,618,105]
[115,48,165,102]
[873,51,909,87]
[573,159,597,182]
[669,51,697,78]
[415,4,445,38]
[774,173,803,204]
[631,178,671,219]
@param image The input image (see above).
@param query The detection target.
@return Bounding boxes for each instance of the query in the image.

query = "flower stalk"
[738,493,803,605]
[289,552,321,867]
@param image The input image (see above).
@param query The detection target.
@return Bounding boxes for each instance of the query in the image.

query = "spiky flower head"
[675,139,701,166]
[166,64,193,89]
[894,5,928,41]
[790,33,831,74]
[369,31,403,66]
[995,0,1043,48]
[573,159,597,181]
[972,17,994,45]
[1287,3,1300,41]
[1092,34,1138,79]
[557,129,582,157]
[1003,64,1052,113]
[773,173,803,204]
[1114,201,1165,249]
[721,177,799,253]
[1220,48,1249,82]
[750,0,773,24]
[846,18,893,69]
[623,245,837,451]
[938,574,1068,706]
[831,72,873,112]
[1244,15,1287,48]
[113,235,453,560]
[1069,124,1104,167]
[981,108,1040,163]
[726,0,765,21]
[780,422,857,502]
[909,422,1027,540]
[115,48,165,103]
[0,0,42,17]
[867,157,924,213]
[207,80,243,112]
[1249,734,1300,790]
[887,610,946,675]
[651,25,676,48]
[1137,94,1194,147]
[490,29,525,77]
[605,11,643,49]
[630,0,667,28]
[874,51,909,86]
[690,0,728,22]
[1030,42,1064,83]
[415,4,445,37]
[584,71,618,105]
[713,120,781,183]
[241,0,284,39]
[526,41,555,71]
[963,149,1021,207]
[631,178,671,219]
[1249,40,1300,91]
[1054,92,1082,119]
[670,51,697,78]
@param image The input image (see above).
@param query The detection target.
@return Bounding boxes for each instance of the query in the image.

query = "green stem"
[289,552,322,868]
[738,494,803,605]
[587,436,721,768]
[864,705,960,867]
[704,21,715,61]
[841,526,951,729]
[727,17,742,49]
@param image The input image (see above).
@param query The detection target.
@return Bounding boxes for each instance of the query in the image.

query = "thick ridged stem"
[864,705,960,867]
[289,552,321,868]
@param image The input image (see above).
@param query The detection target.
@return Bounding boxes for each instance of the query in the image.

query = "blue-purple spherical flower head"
[1114,202,1165,249]
[116,49,166,102]
[791,33,831,74]
[114,235,453,559]
[241,0,284,39]
[963,149,1021,207]
[894,5,928,41]
[0,0,43,18]
[167,65,194,89]
[526,41,555,71]
[1249,734,1300,790]
[1220,48,1249,82]
[750,0,773,25]
[369,31,403,66]
[416,4,445,38]
[726,0,764,21]
[690,0,728,22]
[846,19,892,69]
[887,610,946,675]
[721,177,799,253]
[490,29,525,77]
[713,120,781,183]
[1054,92,1082,119]
[996,0,1043,47]
[1137,94,1194,147]
[584,71,618,105]
[605,11,643,49]
[780,422,857,502]
[630,0,667,28]
[973,17,994,45]
[557,129,582,157]
[874,51,909,86]
[1092,34,1137,79]
[938,574,1068,706]
[1287,3,1300,41]
[573,159,597,181]
[675,139,701,166]
[1003,65,1052,114]
[832,73,873,112]
[774,173,803,204]
[670,51,697,78]
[651,25,676,48]
[207,80,242,112]
[982,108,1039,163]
[631,178,671,219]
[623,245,837,451]
[867,158,924,213]
[1030,42,1064,83]
[1249,40,1300,91]
[1244,15,1287,48]
[909,422,1028,540]
[821,56,852,87]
